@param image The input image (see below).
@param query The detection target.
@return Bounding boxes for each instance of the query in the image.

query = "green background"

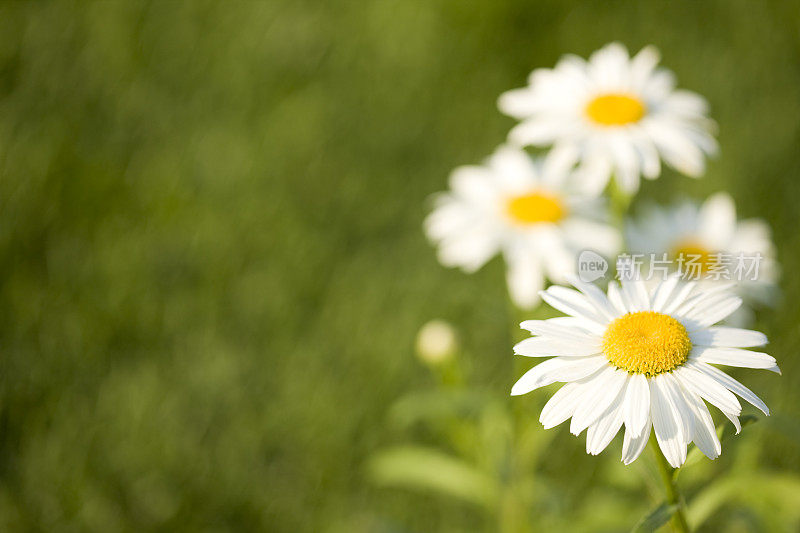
[1,1,799,531]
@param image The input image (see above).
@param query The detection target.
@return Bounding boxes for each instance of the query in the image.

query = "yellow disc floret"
[603,311,692,376]
[672,240,715,274]
[506,192,565,225]
[586,93,646,126]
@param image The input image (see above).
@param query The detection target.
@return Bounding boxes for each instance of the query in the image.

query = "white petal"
[539,237,577,284]
[681,387,721,460]
[650,376,687,468]
[631,129,661,178]
[630,45,660,88]
[574,154,612,195]
[545,316,607,336]
[589,42,630,86]
[541,142,579,187]
[570,367,628,435]
[449,166,497,203]
[540,286,609,325]
[692,361,770,415]
[650,275,680,312]
[690,346,779,373]
[680,293,742,327]
[566,274,619,321]
[608,136,642,194]
[660,281,697,315]
[642,68,676,99]
[645,120,706,177]
[511,356,609,396]
[519,319,600,345]
[506,250,545,309]
[586,393,625,455]
[435,228,500,272]
[673,364,742,415]
[663,89,710,118]
[606,281,630,315]
[560,219,622,258]
[621,420,652,465]
[659,373,694,449]
[423,198,473,241]
[540,381,587,429]
[698,192,736,250]
[508,118,573,147]
[621,278,650,311]
[487,146,539,191]
[722,410,742,434]
[513,337,602,357]
[497,88,538,118]
[690,327,768,348]
[624,374,650,438]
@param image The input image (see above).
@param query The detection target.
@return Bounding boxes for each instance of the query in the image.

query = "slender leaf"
[367,445,499,509]
[689,472,800,530]
[631,502,678,532]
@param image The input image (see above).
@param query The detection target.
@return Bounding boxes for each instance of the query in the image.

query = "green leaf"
[366,445,499,509]
[688,472,800,530]
[631,502,678,532]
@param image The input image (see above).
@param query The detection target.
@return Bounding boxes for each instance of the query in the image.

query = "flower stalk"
[650,436,690,532]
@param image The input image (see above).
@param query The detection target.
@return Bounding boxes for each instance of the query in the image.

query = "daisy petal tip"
[640,44,661,59]
[511,342,531,356]
[510,380,531,396]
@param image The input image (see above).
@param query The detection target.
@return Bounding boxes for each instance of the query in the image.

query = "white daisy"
[498,42,718,194]
[510,275,778,467]
[424,146,620,309]
[626,192,779,325]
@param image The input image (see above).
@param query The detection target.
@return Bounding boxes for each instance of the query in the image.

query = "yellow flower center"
[506,192,565,225]
[603,311,692,376]
[672,240,715,273]
[585,93,646,126]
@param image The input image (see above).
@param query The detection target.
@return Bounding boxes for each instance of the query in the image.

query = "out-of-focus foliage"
[1,0,800,531]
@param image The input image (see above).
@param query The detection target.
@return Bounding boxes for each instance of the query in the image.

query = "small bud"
[415,320,458,365]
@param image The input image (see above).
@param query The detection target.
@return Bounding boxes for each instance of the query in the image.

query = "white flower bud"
[415,320,458,365]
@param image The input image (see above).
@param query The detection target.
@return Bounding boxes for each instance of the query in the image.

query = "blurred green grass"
[1,0,800,531]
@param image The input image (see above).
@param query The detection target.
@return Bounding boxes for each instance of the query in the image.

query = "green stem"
[608,178,633,280]
[649,437,690,533]
[609,179,633,235]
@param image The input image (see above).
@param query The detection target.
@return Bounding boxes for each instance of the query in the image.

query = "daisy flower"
[498,42,718,194]
[626,192,779,325]
[424,146,620,309]
[511,275,778,467]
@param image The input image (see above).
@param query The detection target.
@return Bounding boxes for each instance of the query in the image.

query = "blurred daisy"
[424,146,620,309]
[627,192,778,325]
[498,42,718,194]
[511,275,778,467]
